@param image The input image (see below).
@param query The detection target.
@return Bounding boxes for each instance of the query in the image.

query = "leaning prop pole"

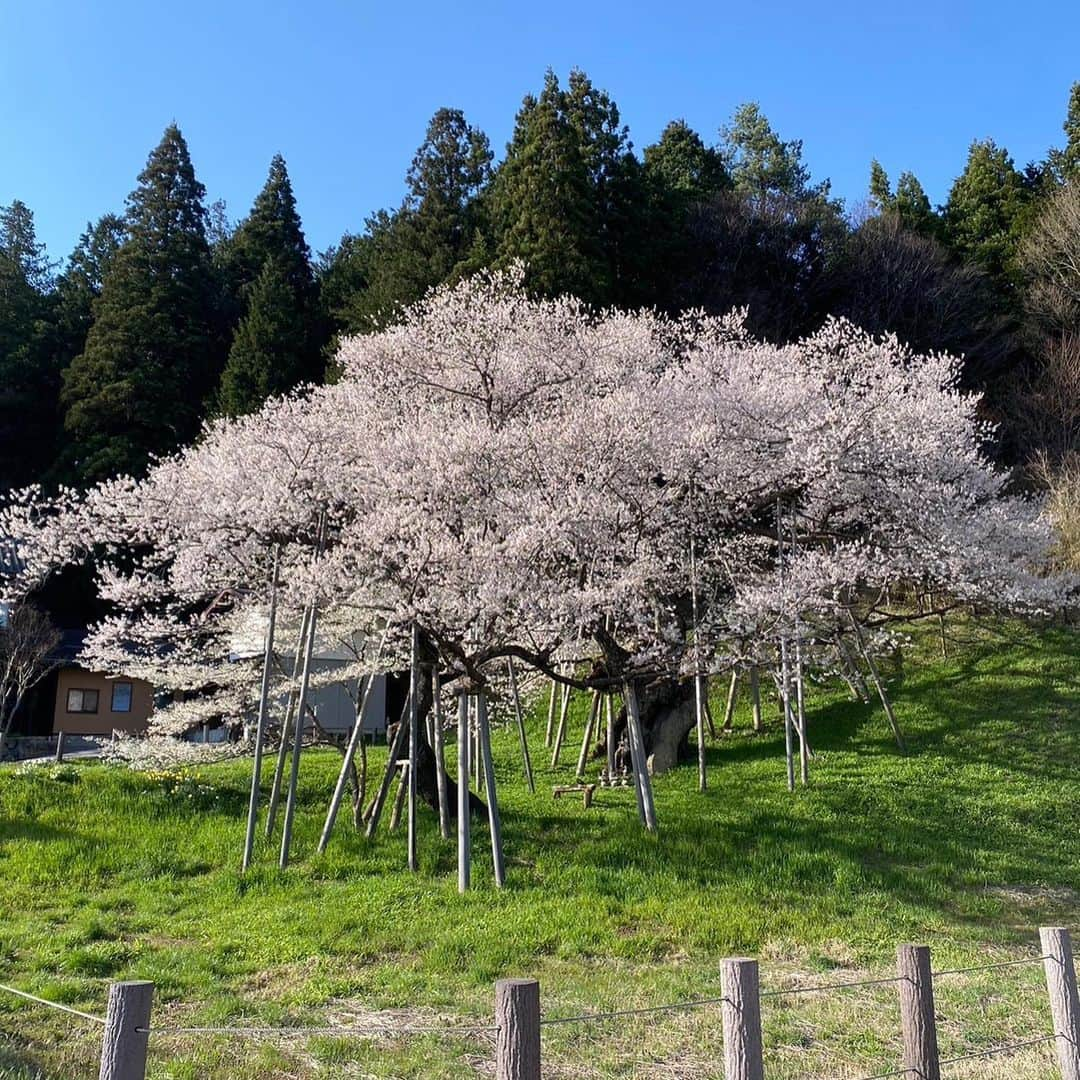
[575,691,600,779]
[506,658,534,793]
[242,544,281,872]
[279,594,318,868]
[318,625,392,852]
[848,609,907,752]
[317,671,376,852]
[365,695,410,839]
[544,679,558,747]
[320,677,370,843]
[432,668,451,837]
[623,681,657,832]
[550,678,572,767]
[477,691,506,887]
[266,602,311,838]
[605,692,616,774]
[749,665,762,731]
[722,670,738,731]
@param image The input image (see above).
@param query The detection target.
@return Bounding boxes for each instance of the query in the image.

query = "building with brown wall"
[52,666,153,736]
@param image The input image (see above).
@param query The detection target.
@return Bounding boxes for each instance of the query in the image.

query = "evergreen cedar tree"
[943,139,1034,292]
[3,75,1080,491]
[327,108,493,331]
[60,124,223,482]
[0,201,60,489]
[1,269,1069,743]
[215,154,321,417]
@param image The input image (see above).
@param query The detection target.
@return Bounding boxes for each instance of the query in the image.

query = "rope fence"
[760,973,905,997]
[937,1033,1058,1066]
[933,955,1051,978]
[0,926,1075,1080]
[136,1022,499,1037]
[539,992,730,1025]
[0,981,105,1026]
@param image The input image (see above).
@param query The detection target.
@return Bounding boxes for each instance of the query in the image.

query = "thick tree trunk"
[410,727,487,820]
[592,677,697,777]
[384,651,487,822]
[636,677,698,775]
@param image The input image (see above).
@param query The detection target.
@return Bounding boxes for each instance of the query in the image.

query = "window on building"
[66,688,99,714]
[111,682,133,713]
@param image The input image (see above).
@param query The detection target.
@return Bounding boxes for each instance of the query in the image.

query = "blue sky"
[2,0,1078,264]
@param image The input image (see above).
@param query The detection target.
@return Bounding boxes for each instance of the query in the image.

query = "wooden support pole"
[723,670,738,731]
[99,980,153,1080]
[720,958,764,1080]
[897,943,940,1080]
[389,763,408,831]
[266,603,310,838]
[319,673,378,852]
[749,666,762,732]
[623,686,645,824]
[703,681,717,739]
[54,732,65,763]
[407,624,419,872]
[695,671,707,792]
[495,978,540,1080]
[279,600,318,869]
[835,636,870,702]
[550,681,572,768]
[605,693,616,774]
[575,691,600,779]
[457,693,470,892]
[623,682,657,832]
[794,633,808,785]
[849,613,906,751]
[432,668,451,837]
[506,658,534,793]
[866,654,906,752]
[544,679,558,748]
[243,548,280,871]
[477,691,505,887]
[473,695,481,786]
[778,644,795,793]
[1041,927,1080,1080]
[364,698,410,839]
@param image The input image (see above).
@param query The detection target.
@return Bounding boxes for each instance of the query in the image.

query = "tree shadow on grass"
[0,1035,51,1080]
[493,627,1080,949]
[0,821,70,845]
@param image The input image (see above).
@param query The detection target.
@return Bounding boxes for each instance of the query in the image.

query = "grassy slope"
[0,621,1077,1078]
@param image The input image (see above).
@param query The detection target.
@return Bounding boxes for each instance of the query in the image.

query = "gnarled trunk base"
[596,677,698,777]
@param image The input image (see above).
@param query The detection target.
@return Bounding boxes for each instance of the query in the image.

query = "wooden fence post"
[54,732,65,763]
[897,944,940,1080]
[99,980,153,1080]
[495,978,540,1080]
[1041,927,1080,1080]
[721,957,764,1080]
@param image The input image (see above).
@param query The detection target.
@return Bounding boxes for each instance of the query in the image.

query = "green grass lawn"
[0,620,1077,1078]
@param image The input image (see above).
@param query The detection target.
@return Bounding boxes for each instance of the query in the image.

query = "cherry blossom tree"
[4,266,1071,868]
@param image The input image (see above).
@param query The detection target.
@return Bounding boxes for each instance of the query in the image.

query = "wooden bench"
[552,783,597,809]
